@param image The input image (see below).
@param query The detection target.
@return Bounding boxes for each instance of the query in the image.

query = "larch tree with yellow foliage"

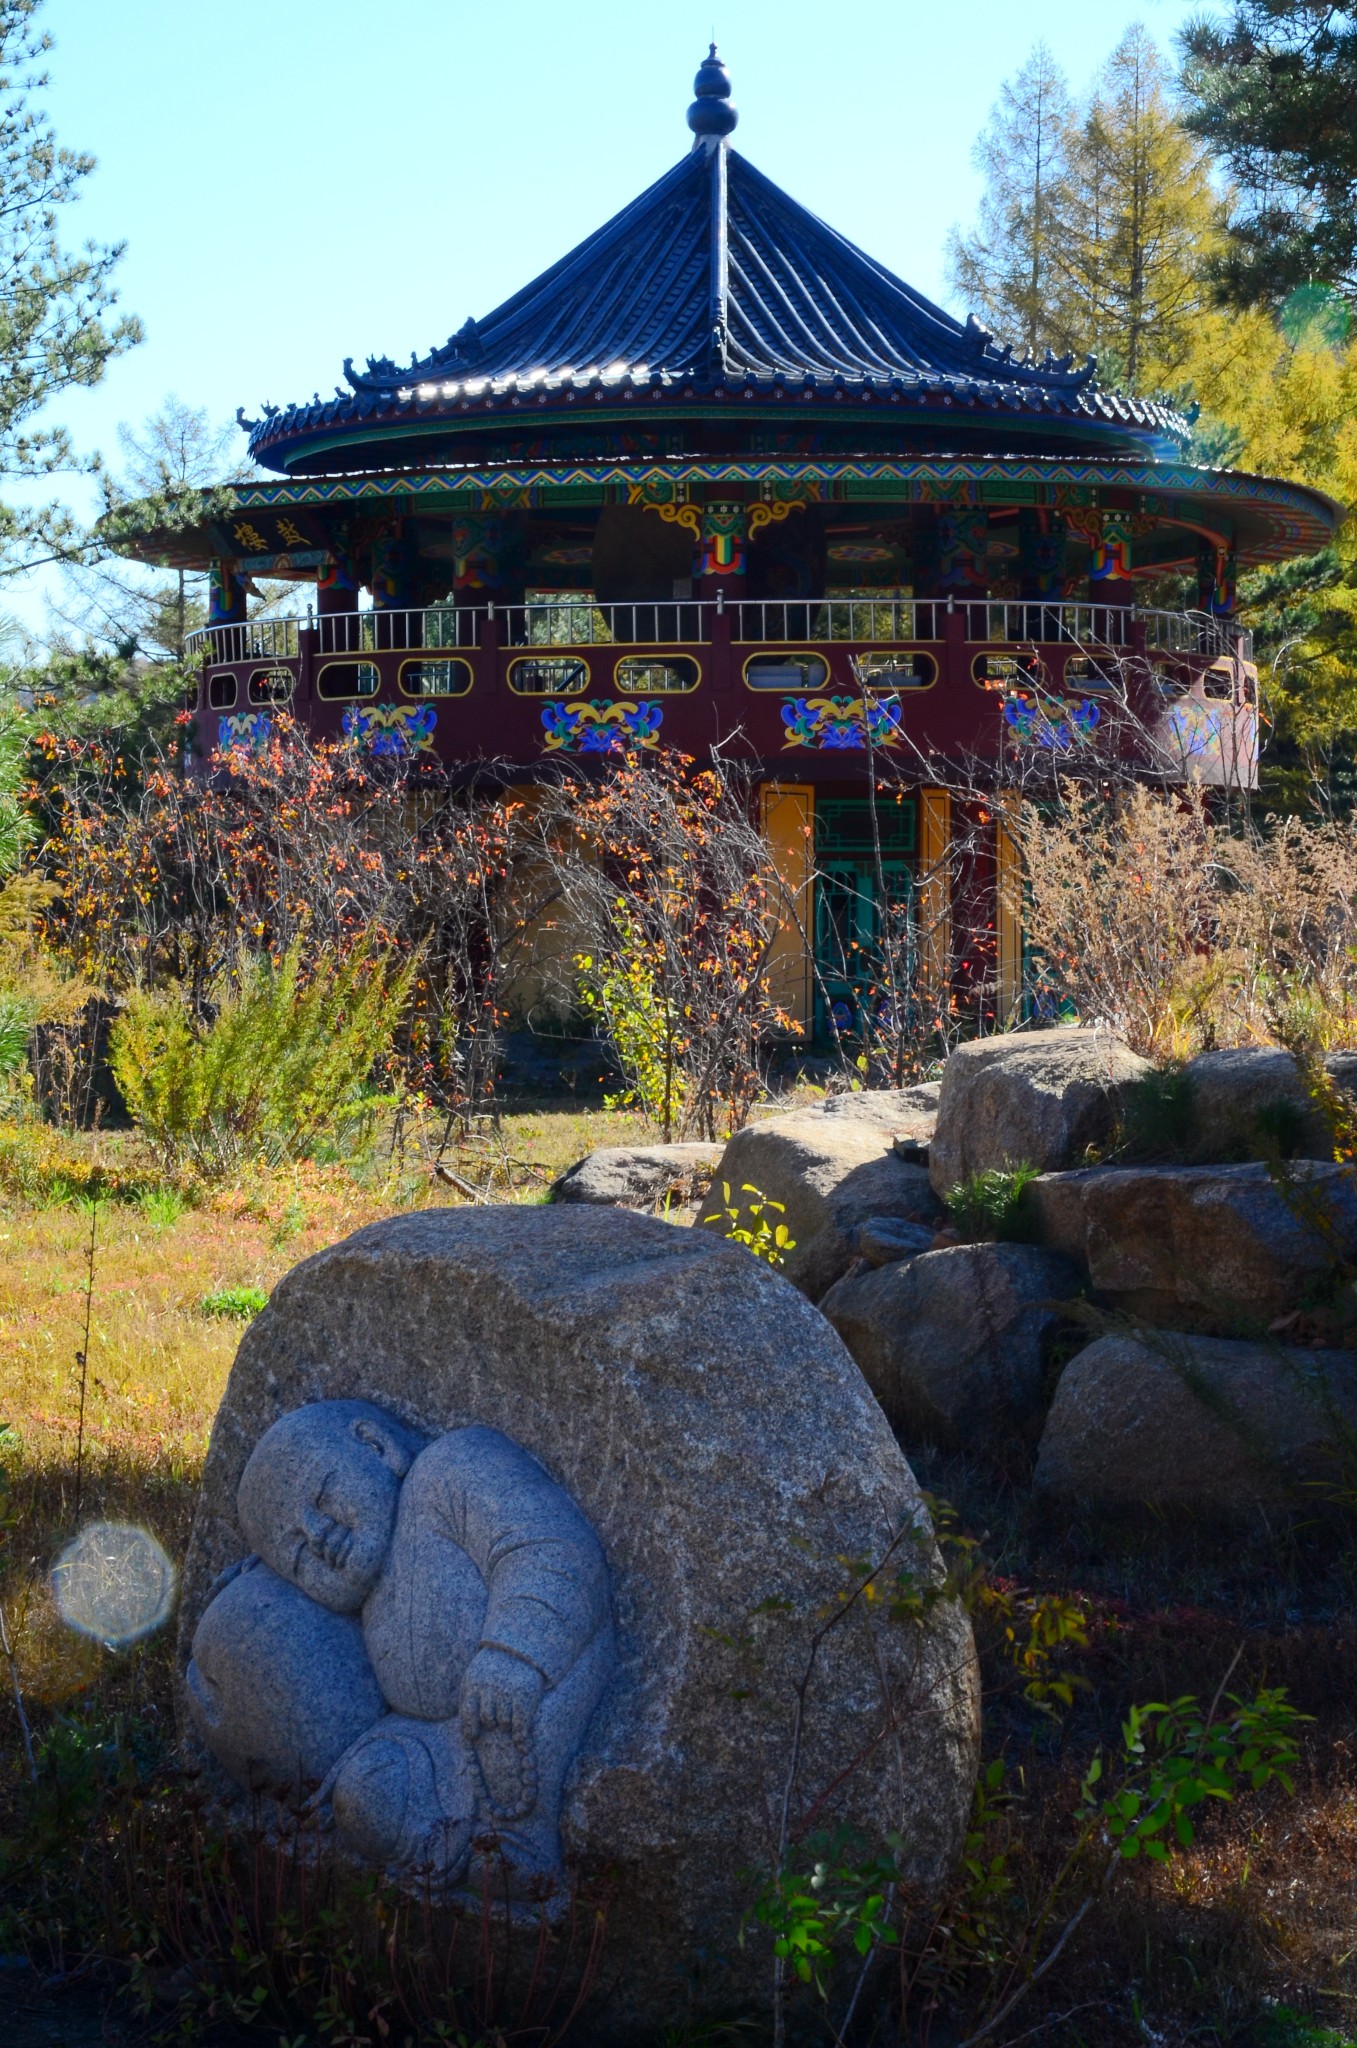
[949,25,1222,394]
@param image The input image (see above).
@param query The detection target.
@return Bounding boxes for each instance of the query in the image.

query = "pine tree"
[946,44,1076,360]
[0,0,140,574]
[1180,2,1357,311]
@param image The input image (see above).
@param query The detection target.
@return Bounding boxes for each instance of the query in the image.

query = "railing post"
[944,594,967,692]
[478,601,502,693]
[709,592,733,692]
[297,615,316,706]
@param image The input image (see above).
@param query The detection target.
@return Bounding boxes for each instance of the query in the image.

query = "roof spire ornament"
[688,43,737,143]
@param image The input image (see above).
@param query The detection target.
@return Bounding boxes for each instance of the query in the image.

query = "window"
[972,653,1044,689]
[1063,656,1118,690]
[507,654,590,695]
[399,658,472,697]
[248,666,294,705]
[317,660,380,700]
[207,671,237,709]
[1204,666,1234,701]
[851,652,936,689]
[614,655,699,694]
[744,652,830,691]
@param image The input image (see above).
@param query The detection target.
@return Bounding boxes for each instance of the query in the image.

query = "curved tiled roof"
[244,58,1190,472]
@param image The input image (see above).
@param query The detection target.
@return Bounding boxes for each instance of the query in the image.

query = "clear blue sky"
[20,0,1203,626]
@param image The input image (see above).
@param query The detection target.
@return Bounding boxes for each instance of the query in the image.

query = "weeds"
[198,1283,268,1320]
[945,1163,1039,1243]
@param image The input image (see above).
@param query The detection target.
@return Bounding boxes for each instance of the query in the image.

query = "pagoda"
[113,48,1340,1030]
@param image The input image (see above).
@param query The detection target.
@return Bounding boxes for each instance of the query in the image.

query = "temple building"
[113,48,1340,1035]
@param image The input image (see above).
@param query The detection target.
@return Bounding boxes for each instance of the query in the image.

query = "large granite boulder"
[929,1028,1151,1200]
[549,1142,722,1209]
[1026,1160,1357,1332]
[813,1083,940,1138]
[820,1243,1081,1449]
[1183,1047,1357,1163]
[1035,1332,1357,1507]
[179,1207,978,2041]
[696,1114,941,1300]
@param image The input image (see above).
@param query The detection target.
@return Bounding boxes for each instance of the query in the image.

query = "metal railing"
[496,600,708,646]
[727,597,945,643]
[187,617,301,663]
[186,599,1253,664]
[313,608,485,654]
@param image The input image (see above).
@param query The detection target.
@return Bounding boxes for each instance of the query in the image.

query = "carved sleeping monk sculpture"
[185,1400,614,1893]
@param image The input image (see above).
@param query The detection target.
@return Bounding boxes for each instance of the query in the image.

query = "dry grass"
[0,1104,650,1711]
[1018,786,1357,1060]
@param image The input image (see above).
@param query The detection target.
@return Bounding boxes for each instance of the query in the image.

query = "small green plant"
[745,1824,902,1996]
[1251,2006,1357,2048]
[702,1181,796,1267]
[139,1187,187,1230]
[199,1284,269,1320]
[945,1163,1039,1243]
[1080,1684,1303,1863]
[1117,1064,1197,1159]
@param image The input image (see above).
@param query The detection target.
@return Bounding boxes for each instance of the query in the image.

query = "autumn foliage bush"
[24,721,795,1159]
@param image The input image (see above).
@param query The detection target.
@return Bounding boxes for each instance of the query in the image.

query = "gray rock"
[697,1115,941,1300]
[930,1028,1152,1199]
[1183,1047,1357,1162]
[1026,1161,1357,1332]
[815,1083,940,1136]
[853,1216,939,1267]
[820,1243,1081,1449]
[179,1206,979,2039]
[1034,1331,1357,1506]
[549,1142,723,1209]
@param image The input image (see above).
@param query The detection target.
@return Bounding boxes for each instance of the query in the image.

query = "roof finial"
[688,42,737,142]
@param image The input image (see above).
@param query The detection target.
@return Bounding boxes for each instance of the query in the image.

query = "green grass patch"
[199,1283,269,1320]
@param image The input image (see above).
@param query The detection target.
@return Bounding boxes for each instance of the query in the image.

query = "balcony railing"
[186,601,1251,665]
[188,616,302,663]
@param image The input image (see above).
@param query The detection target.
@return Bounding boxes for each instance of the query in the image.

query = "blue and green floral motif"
[541,699,664,753]
[1003,692,1101,750]
[341,703,438,755]
[217,710,273,753]
[780,694,904,749]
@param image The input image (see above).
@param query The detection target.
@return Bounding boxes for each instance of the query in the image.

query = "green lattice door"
[813,798,915,1039]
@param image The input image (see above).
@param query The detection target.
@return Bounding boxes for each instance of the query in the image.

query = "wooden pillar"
[208,558,246,626]
[759,781,814,1036]
[917,787,952,1029]
[1088,510,1134,607]
[1196,542,1237,618]
[996,792,1024,1027]
[695,499,748,603]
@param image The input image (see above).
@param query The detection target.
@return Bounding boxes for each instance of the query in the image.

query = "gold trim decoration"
[627,479,701,538]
